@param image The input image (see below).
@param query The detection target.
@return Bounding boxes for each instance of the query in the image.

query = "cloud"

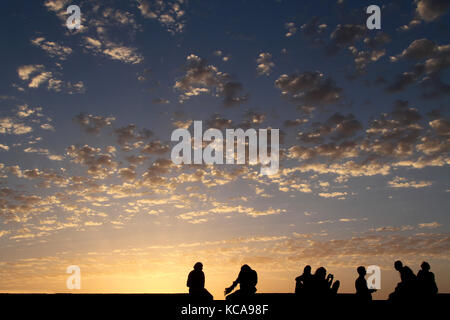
[388,39,450,95]
[118,166,137,181]
[418,222,442,229]
[284,22,296,37]
[66,145,118,178]
[74,113,116,134]
[318,191,347,199]
[429,119,450,136]
[256,53,275,76]
[17,65,44,80]
[284,118,307,127]
[152,98,170,104]
[29,72,52,88]
[206,114,232,129]
[17,65,85,93]
[44,0,69,12]
[174,54,248,106]
[275,71,342,106]
[40,124,55,131]
[31,37,72,60]
[137,0,186,34]
[82,37,143,64]
[298,113,362,143]
[388,176,433,188]
[300,17,327,37]
[348,46,385,75]
[327,24,365,55]
[114,124,153,149]
[397,19,421,32]
[0,117,33,135]
[172,120,192,129]
[141,141,170,154]
[415,0,450,22]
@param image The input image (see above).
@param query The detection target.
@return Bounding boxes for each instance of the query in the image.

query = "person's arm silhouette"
[225,273,240,295]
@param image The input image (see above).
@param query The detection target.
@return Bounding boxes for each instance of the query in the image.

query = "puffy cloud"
[284,22,296,37]
[388,176,433,188]
[256,52,275,76]
[327,24,365,55]
[244,110,266,125]
[363,32,391,49]
[0,117,33,135]
[397,19,422,32]
[284,118,308,127]
[298,113,362,143]
[44,0,69,12]
[415,0,450,22]
[172,119,192,129]
[393,39,437,61]
[29,71,52,88]
[66,145,118,177]
[275,71,342,105]
[300,17,327,37]
[418,222,442,229]
[388,39,450,94]
[206,114,232,129]
[103,43,143,64]
[114,124,153,149]
[137,0,185,34]
[118,165,137,181]
[74,113,115,134]
[288,141,359,160]
[17,65,44,80]
[348,46,385,75]
[429,119,450,136]
[17,65,85,93]
[174,54,248,106]
[30,37,72,60]
[141,141,170,154]
[82,37,143,64]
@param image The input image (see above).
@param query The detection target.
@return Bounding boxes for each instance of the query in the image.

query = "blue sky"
[0,0,449,298]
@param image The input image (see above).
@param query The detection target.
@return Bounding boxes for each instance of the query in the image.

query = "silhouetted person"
[389,260,417,302]
[355,266,376,303]
[187,262,213,301]
[295,265,312,295]
[311,267,340,299]
[224,264,257,301]
[417,261,438,300]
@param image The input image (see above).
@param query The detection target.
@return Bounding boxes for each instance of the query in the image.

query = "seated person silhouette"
[311,267,340,299]
[417,261,438,300]
[355,266,376,303]
[295,265,312,295]
[224,264,257,301]
[389,260,417,302]
[187,262,213,301]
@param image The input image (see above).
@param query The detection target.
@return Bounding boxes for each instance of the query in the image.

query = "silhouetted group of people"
[187,263,258,302]
[295,265,340,301]
[186,260,438,303]
[388,260,438,303]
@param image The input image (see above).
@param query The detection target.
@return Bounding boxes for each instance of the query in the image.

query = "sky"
[0,0,449,299]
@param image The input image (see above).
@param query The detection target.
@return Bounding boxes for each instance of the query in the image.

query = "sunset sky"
[0,0,449,299]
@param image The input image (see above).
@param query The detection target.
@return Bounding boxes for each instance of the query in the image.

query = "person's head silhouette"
[357,266,366,276]
[315,267,326,279]
[394,260,403,271]
[194,262,203,271]
[421,261,430,271]
[304,265,311,275]
[241,264,251,272]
